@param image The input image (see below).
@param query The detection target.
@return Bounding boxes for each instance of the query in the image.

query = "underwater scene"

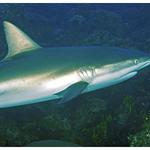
[0,3,149,147]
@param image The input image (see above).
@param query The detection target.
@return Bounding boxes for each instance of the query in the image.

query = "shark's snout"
[138,59,150,70]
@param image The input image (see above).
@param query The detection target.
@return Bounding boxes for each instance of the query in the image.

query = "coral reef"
[128,113,150,146]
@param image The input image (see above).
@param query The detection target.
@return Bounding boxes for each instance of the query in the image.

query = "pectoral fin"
[57,81,89,104]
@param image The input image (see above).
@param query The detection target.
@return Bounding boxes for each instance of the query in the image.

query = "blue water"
[0,4,149,147]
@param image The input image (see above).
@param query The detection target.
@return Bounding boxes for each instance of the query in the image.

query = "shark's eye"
[134,59,138,64]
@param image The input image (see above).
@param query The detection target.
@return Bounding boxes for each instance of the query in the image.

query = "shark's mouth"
[138,60,150,70]
[122,61,150,78]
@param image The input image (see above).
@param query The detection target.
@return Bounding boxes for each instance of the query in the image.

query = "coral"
[91,117,111,145]
[123,96,135,113]
[128,113,150,146]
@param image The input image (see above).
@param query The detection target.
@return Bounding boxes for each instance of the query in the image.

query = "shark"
[0,21,149,108]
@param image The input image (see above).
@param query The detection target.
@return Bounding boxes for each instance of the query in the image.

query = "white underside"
[0,72,80,108]
[0,68,138,108]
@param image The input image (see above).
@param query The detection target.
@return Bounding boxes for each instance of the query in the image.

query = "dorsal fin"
[3,21,41,59]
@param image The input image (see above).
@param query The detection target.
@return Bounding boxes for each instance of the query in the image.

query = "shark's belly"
[0,71,81,108]
[0,83,58,108]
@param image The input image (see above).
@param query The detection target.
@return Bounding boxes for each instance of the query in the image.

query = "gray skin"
[0,46,149,108]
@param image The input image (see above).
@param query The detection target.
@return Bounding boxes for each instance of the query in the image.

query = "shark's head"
[88,48,150,91]
[118,55,150,76]
[133,56,150,70]
[95,47,150,75]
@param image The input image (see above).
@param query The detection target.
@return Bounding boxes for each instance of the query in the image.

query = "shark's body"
[0,21,149,108]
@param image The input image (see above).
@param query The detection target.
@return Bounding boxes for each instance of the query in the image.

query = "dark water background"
[0,3,149,146]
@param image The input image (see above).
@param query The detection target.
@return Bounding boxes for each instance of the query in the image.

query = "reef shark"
[0,21,149,108]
